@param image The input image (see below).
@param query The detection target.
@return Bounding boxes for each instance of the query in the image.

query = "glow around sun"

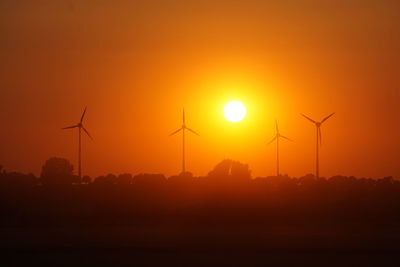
[224,101,247,122]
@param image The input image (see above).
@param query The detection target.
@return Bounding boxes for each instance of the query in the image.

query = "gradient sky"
[1,0,399,178]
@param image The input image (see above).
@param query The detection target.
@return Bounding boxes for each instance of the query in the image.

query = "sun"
[224,101,247,122]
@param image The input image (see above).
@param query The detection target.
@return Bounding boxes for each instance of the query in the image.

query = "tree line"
[0,157,399,227]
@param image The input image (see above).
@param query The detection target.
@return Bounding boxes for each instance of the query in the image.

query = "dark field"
[2,225,400,266]
[3,167,400,266]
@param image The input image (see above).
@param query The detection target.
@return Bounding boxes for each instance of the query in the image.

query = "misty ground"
[1,224,400,266]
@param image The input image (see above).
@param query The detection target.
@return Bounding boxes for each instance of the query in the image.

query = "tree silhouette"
[94,174,117,185]
[117,173,133,185]
[81,175,92,184]
[208,159,251,183]
[40,157,78,186]
[208,159,233,178]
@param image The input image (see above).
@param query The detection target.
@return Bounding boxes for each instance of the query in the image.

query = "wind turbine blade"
[301,114,316,124]
[82,126,93,140]
[318,127,322,146]
[267,136,277,145]
[321,112,335,124]
[182,108,185,125]
[275,120,279,133]
[169,128,182,136]
[280,135,293,142]
[62,124,79,130]
[186,127,200,136]
[80,107,87,123]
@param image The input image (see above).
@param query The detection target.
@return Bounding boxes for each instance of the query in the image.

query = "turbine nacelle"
[62,107,93,140]
[268,121,293,145]
[301,113,335,146]
[169,109,200,137]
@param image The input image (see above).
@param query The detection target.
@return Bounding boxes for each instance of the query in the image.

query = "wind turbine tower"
[301,113,335,179]
[169,109,199,174]
[62,107,93,178]
[268,120,292,177]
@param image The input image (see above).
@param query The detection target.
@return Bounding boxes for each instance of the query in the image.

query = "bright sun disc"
[224,101,246,122]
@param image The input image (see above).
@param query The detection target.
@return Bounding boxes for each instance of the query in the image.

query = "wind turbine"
[268,120,292,177]
[169,109,199,174]
[62,107,93,178]
[301,112,335,179]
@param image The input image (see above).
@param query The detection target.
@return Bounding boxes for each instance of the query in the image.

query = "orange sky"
[0,0,399,178]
